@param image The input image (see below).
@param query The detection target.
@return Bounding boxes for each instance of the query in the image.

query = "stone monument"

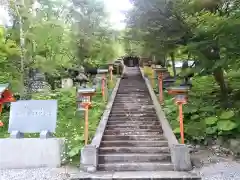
[29,69,51,92]
[0,100,65,169]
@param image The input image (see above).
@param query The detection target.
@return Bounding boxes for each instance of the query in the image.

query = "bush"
[163,74,240,144]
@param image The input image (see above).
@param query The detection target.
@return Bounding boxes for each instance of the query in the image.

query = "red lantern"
[0,84,16,127]
[167,87,189,144]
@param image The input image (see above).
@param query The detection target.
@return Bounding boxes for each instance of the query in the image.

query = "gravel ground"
[1,148,240,180]
[191,146,240,180]
[0,167,77,180]
[1,162,240,180]
[199,162,240,180]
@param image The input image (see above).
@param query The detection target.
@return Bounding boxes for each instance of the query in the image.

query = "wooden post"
[178,103,184,144]
[174,94,187,144]
[158,73,163,104]
[101,74,106,101]
[84,104,89,145]
[109,65,113,82]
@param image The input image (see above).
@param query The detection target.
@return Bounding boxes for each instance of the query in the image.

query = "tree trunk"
[213,67,229,108]
[170,52,177,77]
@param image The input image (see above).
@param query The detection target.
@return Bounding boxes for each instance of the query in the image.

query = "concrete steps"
[108,116,159,121]
[99,146,170,154]
[101,140,168,147]
[105,125,163,130]
[74,67,201,179]
[104,129,163,135]
[71,171,201,180]
[109,114,157,118]
[102,135,166,141]
[97,67,173,172]
[98,162,174,171]
[107,121,160,126]
[98,153,171,163]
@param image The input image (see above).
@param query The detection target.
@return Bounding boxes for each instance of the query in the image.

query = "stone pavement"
[199,162,240,180]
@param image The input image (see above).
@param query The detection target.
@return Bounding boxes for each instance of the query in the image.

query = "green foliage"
[163,73,240,143]
[0,78,117,163]
[1,0,125,93]
[205,117,218,125]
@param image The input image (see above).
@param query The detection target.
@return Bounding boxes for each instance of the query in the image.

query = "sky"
[0,0,133,30]
[0,6,10,26]
[103,0,133,30]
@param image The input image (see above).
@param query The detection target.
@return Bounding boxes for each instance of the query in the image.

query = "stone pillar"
[171,144,192,171]
[80,145,98,172]
[61,78,73,89]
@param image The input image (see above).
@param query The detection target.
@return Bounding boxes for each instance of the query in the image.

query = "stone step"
[105,125,162,131]
[115,94,151,97]
[104,131,162,136]
[109,114,157,118]
[102,135,165,141]
[107,121,160,126]
[112,101,152,104]
[110,109,155,112]
[109,110,156,113]
[112,104,153,107]
[108,117,159,121]
[109,112,156,116]
[101,140,168,147]
[114,98,153,101]
[117,88,147,91]
[104,129,163,135]
[98,153,171,163]
[116,93,148,96]
[114,95,150,98]
[105,125,162,130]
[98,162,174,171]
[114,97,151,100]
[117,91,148,94]
[113,99,151,101]
[111,171,201,180]
[99,147,170,154]
[117,90,148,92]
[71,171,201,180]
[110,107,153,110]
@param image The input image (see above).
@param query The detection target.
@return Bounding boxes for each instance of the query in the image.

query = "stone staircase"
[76,66,201,180]
[98,67,174,171]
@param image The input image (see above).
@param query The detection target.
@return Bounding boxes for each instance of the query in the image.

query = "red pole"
[159,73,163,104]
[102,74,105,101]
[84,104,89,145]
[109,66,113,82]
[178,103,184,144]
[0,104,3,127]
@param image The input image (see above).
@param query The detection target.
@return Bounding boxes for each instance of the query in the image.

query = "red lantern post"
[153,67,168,104]
[108,63,114,83]
[0,84,16,127]
[97,69,109,102]
[76,88,96,145]
[167,87,189,144]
